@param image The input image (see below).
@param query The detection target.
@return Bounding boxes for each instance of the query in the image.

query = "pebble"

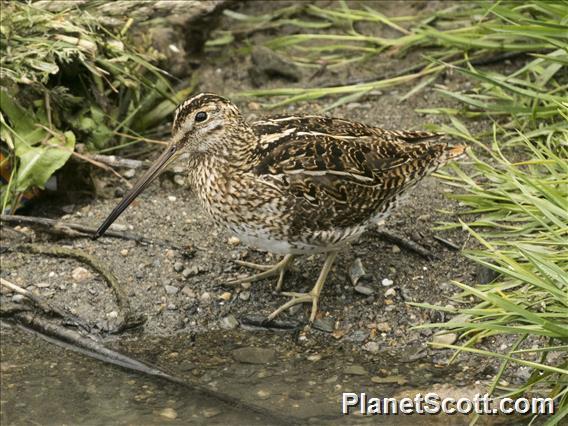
[391,245,401,253]
[313,317,335,333]
[376,322,391,332]
[432,333,457,346]
[384,288,397,298]
[362,341,380,353]
[109,223,127,232]
[36,282,50,288]
[173,175,185,186]
[159,407,177,420]
[227,236,240,246]
[120,249,129,256]
[307,354,321,362]
[123,169,136,179]
[354,285,374,296]
[71,267,92,282]
[219,292,232,302]
[12,294,25,303]
[381,278,394,287]
[256,389,271,400]
[48,271,57,278]
[239,291,250,301]
[173,261,184,272]
[220,315,239,330]
[107,311,118,319]
[241,282,251,290]
[344,365,367,376]
[167,196,177,202]
[202,408,221,418]
[182,266,200,278]
[349,258,367,286]
[165,249,175,258]
[165,285,179,295]
[199,292,211,303]
[231,347,275,364]
[371,375,408,385]
[181,286,196,298]
[167,304,177,310]
[346,330,369,343]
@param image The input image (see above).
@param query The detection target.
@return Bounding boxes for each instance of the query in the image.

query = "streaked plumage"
[95,93,466,323]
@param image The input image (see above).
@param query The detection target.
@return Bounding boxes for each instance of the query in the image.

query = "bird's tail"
[440,144,467,164]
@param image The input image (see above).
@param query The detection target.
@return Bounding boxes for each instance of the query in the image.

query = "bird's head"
[93,93,242,239]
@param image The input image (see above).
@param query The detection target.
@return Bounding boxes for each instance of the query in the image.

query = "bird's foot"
[226,254,294,291]
[264,250,339,324]
[267,291,320,323]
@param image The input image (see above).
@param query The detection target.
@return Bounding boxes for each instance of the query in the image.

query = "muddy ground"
[1,2,537,425]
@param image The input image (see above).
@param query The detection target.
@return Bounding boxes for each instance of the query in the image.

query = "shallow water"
[1,321,532,425]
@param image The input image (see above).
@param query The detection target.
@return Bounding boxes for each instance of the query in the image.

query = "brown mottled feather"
[176,94,465,254]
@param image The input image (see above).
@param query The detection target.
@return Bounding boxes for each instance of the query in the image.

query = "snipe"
[95,93,466,323]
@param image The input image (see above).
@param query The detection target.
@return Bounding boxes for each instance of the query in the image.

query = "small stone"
[241,282,251,290]
[313,317,335,333]
[381,278,394,287]
[391,245,401,253]
[107,311,118,319]
[384,288,397,297]
[182,266,199,278]
[432,333,457,346]
[202,408,220,418]
[36,282,50,288]
[167,304,177,310]
[307,354,321,362]
[173,175,185,186]
[219,291,232,302]
[324,375,338,384]
[227,236,240,246]
[349,258,367,286]
[159,408,177,420]
[109,223,127,232]
[239,291,250,301]
[354,285,374,296]
[123,169,136,179]
[12,294,25,303]
[72,267,92,282]
[199,292,211,303]
[165,249,175,258]
[376,322,391,332]
[231,347,275,364]
[362,341,380,353]
[181,286,196,298]
[48,271,57,278]
[371,375,408,385]
[345,330,369,343]
[120,249,129,256]
[344,365,367,376]
[256,389,271,400]
[165,285,179,295]
[220,315,239,330]
[167,196,177,202]
[173,261,184,272]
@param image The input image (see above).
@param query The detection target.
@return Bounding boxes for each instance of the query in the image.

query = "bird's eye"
[195,111,208,122]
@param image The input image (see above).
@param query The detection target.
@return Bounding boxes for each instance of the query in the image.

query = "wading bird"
[95,93,465,323]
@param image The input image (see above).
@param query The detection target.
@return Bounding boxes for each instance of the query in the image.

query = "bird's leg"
[266,250,338,323]
[227,254,295,291]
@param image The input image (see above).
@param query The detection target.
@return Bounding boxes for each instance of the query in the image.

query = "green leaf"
[15,131,75,191]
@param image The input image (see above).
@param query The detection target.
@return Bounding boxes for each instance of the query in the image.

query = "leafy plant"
[0,2,188,212]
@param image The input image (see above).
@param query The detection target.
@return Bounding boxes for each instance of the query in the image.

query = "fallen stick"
[1,214,192,252]
[374,229,435,260]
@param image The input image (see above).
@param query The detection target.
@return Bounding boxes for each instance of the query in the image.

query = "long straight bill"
[93,144,177,239]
